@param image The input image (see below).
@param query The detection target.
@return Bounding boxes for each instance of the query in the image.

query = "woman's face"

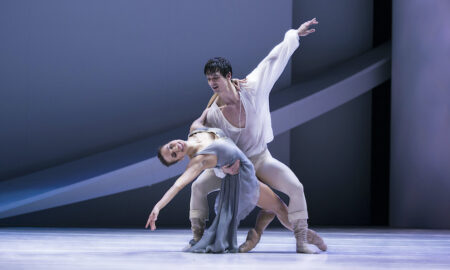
[161,139,188,164]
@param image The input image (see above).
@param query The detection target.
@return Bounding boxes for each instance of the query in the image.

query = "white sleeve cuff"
[285,29,300,43]
[213,168,226,179]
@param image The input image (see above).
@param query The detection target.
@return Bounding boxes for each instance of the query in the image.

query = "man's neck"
[217,81,239,106]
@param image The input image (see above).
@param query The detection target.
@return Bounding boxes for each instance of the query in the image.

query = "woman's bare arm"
[145,154,217,230]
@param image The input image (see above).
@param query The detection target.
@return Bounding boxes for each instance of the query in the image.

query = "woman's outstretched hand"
[297,18,318,37]
[145,207,160,231]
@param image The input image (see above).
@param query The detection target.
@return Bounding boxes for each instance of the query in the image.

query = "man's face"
[160,140,187,164]
[206,72,230,93]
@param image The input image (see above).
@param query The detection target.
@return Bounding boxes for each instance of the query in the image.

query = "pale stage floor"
[0,227,449,270]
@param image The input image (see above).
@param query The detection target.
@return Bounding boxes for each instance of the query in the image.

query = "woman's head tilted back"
[157,139,188,166]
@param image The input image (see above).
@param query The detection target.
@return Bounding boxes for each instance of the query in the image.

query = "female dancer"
[145,112,295,253]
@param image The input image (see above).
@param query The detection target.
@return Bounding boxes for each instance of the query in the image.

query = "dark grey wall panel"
[390,0,450,229]
[291,0,373,82]
[289,1,374,225]
[0,0,292,181]
[291,93,373,226]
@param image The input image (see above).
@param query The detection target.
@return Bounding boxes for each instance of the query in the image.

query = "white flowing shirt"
[206,29,300,157]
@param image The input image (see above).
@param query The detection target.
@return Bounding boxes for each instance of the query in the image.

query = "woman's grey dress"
[187,128,260,253]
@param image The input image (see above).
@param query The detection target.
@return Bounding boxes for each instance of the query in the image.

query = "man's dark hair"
[204,57,232,77]
[157,146,176,167]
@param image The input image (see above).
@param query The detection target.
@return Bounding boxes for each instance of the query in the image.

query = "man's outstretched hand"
[297,18,318,37]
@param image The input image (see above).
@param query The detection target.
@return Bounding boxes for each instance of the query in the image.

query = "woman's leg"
[256,182,293,231]
[239,182,291,253]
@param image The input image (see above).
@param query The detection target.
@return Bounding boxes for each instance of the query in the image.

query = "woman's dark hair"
[204,57,232,77]
[157,146,176,167]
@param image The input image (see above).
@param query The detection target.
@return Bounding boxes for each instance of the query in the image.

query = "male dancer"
[189,18,326,253]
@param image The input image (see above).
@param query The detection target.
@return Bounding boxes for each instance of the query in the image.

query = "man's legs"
[248,149,326,253]
[189,169,221,242]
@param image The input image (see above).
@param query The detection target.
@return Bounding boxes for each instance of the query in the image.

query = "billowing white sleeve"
[245,29,300,100]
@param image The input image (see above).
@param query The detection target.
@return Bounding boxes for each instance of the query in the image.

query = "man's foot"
[239,229,261,253]
[293,219,315,254]
[307,229,327,251]
[296,242,316,254]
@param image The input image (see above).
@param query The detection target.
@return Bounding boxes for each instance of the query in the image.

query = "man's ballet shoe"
[239,229,261,253]
[307,229,327,251]
[293,219,315,254]
[296,242,316,254]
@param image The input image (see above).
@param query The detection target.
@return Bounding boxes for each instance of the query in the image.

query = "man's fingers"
[221,160,239,175]
[307,18,318,26]
[300,28,316,36]
[230,160,240,174]
[232,159,240,169]
[230,159,239,168]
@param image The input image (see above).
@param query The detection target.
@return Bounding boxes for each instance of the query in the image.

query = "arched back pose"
[146,125,295,253]
[189,18,327,253]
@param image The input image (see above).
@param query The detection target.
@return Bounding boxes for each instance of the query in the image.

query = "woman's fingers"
[150,219,156,231]
[145,212,157,230]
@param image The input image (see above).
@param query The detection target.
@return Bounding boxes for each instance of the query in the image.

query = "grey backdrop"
[0,0,404,228]
[0,0,292,181]
[390,0,450,229]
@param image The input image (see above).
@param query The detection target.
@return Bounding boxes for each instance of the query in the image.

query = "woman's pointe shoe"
[239,210,275,253]
[239,229,261,253]
[182,218,205,251]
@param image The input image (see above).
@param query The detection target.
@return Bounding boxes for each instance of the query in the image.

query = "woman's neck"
[186,133,217,158]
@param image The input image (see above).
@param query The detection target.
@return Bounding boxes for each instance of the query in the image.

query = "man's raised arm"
[245,18,318,99]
